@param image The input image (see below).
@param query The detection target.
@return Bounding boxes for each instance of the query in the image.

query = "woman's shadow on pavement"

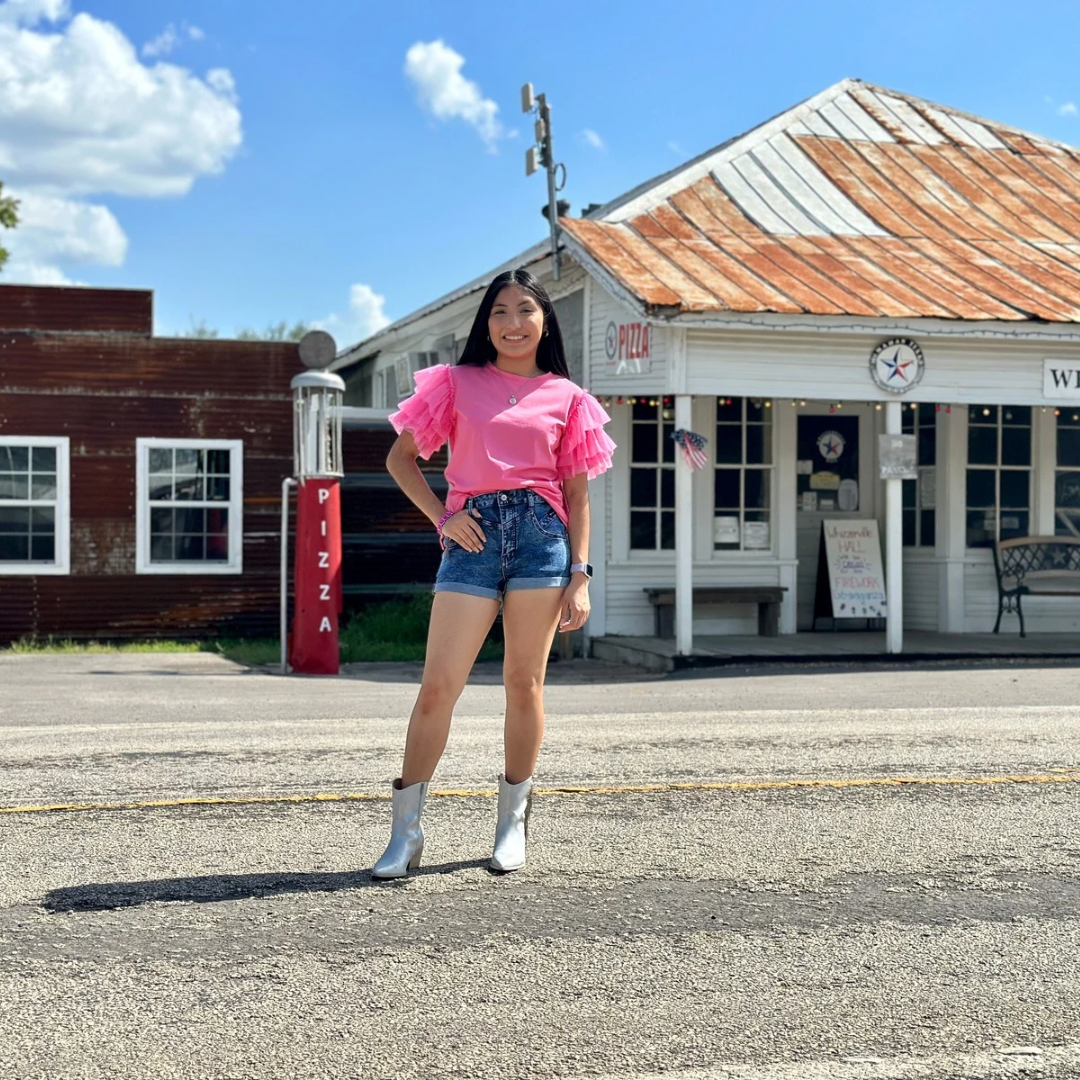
[43,860,491,912]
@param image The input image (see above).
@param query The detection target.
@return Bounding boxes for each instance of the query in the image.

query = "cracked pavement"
[1,653,1079,1079]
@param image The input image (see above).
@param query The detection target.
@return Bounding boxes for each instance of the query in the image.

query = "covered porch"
[591,630,1080,674]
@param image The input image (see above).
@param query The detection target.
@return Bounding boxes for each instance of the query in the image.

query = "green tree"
[179,318,312,341]
[181,317,220,339]
[235,320,311,342]
[0,182,20,272]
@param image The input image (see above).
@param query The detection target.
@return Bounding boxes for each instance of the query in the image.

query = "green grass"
[339,592,503,663]
[3,596,504,666]
[206,638,281,666]
[6,636,203,655]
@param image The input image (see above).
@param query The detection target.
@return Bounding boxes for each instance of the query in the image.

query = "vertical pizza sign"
[288,337,345,677]
[289,479,343,675]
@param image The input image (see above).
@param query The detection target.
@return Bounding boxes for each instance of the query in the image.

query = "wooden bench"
[644,586,787,639]
[992,536,1080,637]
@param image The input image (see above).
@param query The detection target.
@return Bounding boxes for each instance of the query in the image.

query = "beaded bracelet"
[436,508,455,536]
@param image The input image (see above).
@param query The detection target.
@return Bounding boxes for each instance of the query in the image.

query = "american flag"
[671,428,709,470]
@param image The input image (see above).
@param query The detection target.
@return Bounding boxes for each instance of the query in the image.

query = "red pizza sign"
[605,321,651,371]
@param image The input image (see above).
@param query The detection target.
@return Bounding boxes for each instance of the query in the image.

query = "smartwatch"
[570,562,593,579]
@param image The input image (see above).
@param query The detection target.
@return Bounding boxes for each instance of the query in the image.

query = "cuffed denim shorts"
[434,488,571,602]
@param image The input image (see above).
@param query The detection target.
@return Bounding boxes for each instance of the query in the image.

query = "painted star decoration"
[881,348,914,383]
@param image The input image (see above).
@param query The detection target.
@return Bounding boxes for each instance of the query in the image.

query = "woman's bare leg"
[400,591,500,787]
[499,587,566,783]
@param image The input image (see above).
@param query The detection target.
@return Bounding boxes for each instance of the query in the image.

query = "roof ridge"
[590,79,1080,229]
[596,78,862,224]
[856,80,1080,153]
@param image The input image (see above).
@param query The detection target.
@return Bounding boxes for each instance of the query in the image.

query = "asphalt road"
[1,652,1079,1080]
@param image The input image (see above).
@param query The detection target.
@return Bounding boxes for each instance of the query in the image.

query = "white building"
[336,79,1080,667]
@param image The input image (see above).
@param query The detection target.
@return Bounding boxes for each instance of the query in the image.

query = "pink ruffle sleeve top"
[388,361,617,527]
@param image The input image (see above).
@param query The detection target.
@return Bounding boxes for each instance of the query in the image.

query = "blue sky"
[3,0,1080,344]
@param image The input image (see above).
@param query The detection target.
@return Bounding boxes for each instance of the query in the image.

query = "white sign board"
[822,520,887,619]
[1044,359,1080,399]
[878,434,917,479]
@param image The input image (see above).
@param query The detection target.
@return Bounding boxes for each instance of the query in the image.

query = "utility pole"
[522,82,566,281]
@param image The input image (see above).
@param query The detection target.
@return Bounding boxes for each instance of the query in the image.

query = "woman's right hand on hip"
[442,509,486,552]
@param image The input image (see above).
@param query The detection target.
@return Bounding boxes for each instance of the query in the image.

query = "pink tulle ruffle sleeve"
[387,363,456,459]
[555,390,617,481]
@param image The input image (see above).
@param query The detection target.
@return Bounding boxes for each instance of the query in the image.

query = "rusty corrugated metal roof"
[560,79,1080,322]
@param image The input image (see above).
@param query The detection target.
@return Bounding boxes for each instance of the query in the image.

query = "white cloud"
[348,283,391,338]
[142,23,179,57]
[1059,102,1078,117]
[4,190,127,267]
[581,128,606,151]
[0,2,240,282]
[206,68,237,102]
[0,0,68,24]
[404,40,503,150]
[0,11,241,197]
[667,140,687,156]
[317,283,392,347]
[142,20,205,57]
[1,260,78,285]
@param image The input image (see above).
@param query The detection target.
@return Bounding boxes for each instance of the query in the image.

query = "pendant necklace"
[493,362,540,405]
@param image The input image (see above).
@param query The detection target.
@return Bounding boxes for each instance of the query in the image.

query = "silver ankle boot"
[490,773,533,873]
[371,778,428,879]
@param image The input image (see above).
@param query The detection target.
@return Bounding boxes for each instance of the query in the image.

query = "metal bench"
[644,586,787,639]
[992,536,1080,637]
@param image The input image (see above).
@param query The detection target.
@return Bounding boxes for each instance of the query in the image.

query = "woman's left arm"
[559,472,591,632]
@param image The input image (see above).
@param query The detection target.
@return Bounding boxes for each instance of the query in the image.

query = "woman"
[373,268,616,878]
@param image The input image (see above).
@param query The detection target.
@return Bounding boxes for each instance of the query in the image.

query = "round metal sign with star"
[869,338,925,394]
[604,322,618,361]
[817,430,845,463]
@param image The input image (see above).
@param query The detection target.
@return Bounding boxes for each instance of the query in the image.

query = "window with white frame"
[394,352,440,400]
[136,439,243,574]
[0,437,70,574]
[965,405,1031,548]
[1056,408,1080,538]
[902,403,937,548]
[714,397,773,552]
[630,399,675,550]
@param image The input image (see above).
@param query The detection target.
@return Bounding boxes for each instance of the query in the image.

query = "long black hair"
[457,268,569,377]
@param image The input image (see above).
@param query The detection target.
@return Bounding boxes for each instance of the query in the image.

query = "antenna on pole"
[522,82,566,281]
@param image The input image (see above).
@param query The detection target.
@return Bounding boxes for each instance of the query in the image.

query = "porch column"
[885,400,904,653]
[675,393,693,655]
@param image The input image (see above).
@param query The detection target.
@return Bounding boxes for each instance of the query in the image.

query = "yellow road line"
[2,772,1079,815]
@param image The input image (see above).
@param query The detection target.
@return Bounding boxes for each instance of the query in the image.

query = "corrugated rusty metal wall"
[0,309,302,643]
[0,284,152,334]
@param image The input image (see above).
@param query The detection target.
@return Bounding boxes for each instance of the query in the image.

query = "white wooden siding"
[587,286,669,394]
[598,322,1080,639]
[685,328,1080,405]
[605,560,795,636]
[964,556,1080,634]
[902,555,939,630]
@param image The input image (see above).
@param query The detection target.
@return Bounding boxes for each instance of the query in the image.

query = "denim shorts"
[434,488,571,602]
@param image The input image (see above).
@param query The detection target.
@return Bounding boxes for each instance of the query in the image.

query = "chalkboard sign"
[815,519,888,623]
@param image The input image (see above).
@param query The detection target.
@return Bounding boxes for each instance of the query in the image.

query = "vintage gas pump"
[284,331,344,674]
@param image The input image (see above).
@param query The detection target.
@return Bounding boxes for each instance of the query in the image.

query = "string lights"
[592,396,962,417]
